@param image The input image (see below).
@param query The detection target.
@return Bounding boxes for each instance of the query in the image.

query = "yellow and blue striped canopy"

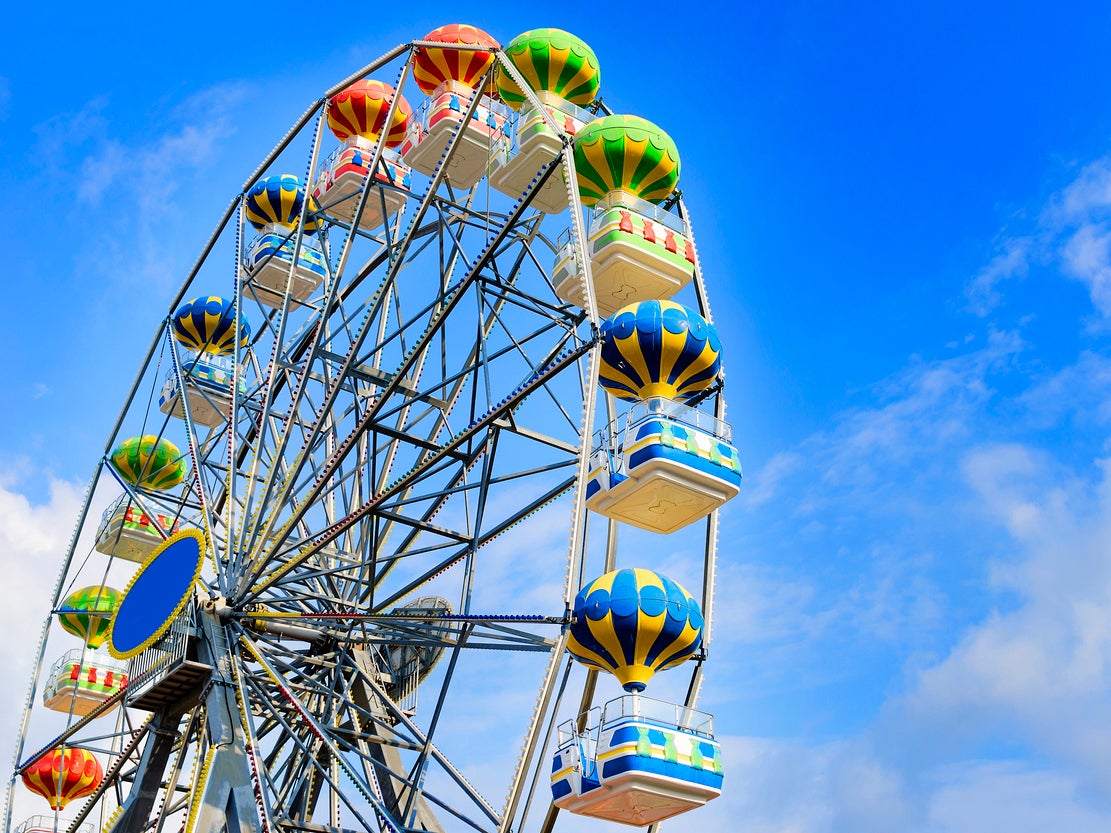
[110,435,187,491]
[598,301,721,402]
[171,296,249,355]
[567,568,703,692]
[244,174,321,233]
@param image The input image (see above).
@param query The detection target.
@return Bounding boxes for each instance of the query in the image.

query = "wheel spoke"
[10,29,725,833]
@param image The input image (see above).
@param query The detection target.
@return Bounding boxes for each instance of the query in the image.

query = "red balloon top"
[413,24,500,96]
[327,80,412,147]
[22,747,103,811]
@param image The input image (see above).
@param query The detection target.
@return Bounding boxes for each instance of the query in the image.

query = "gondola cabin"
[15,817,92,833]
[158,351,245,427]
[554,191,696,317]
[586,398,740,534]
[240,233,327,308]
[311,143,411,231]
[42,649,128,716]
[400,80,509,189]
[488,92,592,214]
[551,695,722,826]
[93,495,177,562]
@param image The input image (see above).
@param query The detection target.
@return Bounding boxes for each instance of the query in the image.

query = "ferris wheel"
[6,25,740,833]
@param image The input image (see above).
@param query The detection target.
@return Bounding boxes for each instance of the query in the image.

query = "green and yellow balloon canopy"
[573,115,681,206]
[110,436,187,491]
[57,585,122,649]
[495,28,600,111]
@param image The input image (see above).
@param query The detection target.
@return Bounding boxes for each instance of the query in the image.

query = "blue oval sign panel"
[108,529,205,659]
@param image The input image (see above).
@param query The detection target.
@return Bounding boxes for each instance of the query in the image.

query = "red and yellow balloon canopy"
[22,747,103,810]
[326,80,411,147]
[413,24,500,95]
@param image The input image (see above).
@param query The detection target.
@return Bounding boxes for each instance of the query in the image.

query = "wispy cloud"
[744,327,1022,518]
[967,236,1032,315]
[894,445,1111,790]
[32,82,250,297]
[967,154,1111,322]
[723,249,1111,826]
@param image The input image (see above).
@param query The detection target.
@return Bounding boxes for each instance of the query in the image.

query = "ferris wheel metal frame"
[6,33,725,833]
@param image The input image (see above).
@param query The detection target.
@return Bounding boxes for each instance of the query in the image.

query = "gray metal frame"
[6,37,722,833]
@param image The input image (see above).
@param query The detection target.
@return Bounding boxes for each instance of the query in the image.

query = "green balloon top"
[58,585,122,649]
[110,435,187,491]
[573,114,681,206]
[495,28,601,111]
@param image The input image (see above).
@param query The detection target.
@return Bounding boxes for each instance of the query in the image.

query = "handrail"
[126,603,196,693]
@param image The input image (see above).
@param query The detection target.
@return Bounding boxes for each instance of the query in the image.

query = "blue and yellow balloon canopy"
[567,568,704,692]
[598,301,722,402]
[171,296,249,355]
[244,174,320,233]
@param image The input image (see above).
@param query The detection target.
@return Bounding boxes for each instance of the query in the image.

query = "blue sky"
[5,1,1111,831]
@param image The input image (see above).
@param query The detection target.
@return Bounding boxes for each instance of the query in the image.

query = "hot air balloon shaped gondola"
[551,569,723,825]
[552,114,696,316]
[56,585,122,649]
[158,296,250,427]
[399,24,510,189]
[240,174,328,309]
[488,28,601,214]
[312,79,413,232]
[585,301,741,533]
[21,747,104,811]
[49,586,129,715]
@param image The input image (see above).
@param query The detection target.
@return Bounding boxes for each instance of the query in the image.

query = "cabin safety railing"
[42,649,128,701]
[126,603,196,697]
[624,397,732,443]
[591,190,686,233]
[601,694,715,737]
[590,397,733,464]
[15,816,93,833]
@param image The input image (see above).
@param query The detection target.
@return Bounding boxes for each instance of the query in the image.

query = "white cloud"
[922,761,1111,833]
[719,290,1111,826]
[1062,222,1111,319]
[1054,158,1111,222]
[967,154,1111,321]
[895,445,1111,796]
[967,237,1031,315]
[765,328,1021,512]
[64,83,247,210]
[30,82,250,299]
[0,474,84,792]
[1017,350,1111,429]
